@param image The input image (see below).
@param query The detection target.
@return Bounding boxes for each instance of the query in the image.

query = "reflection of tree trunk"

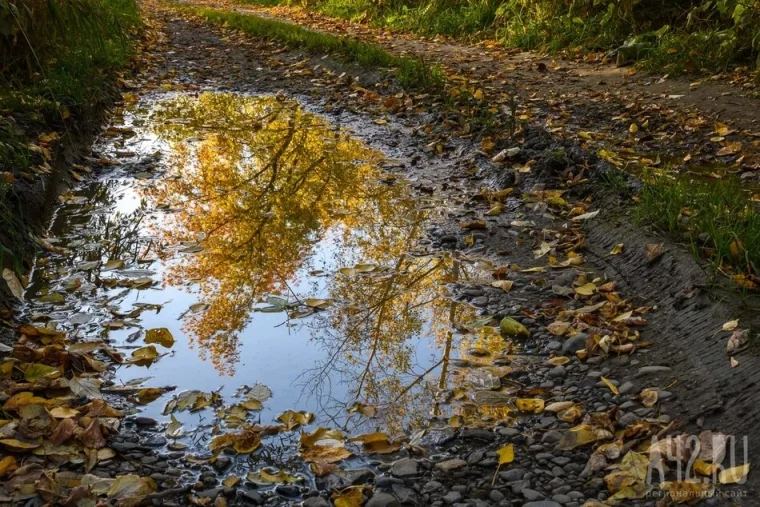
[434,258,459,417]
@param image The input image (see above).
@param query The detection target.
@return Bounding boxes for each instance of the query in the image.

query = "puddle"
[24,92,521,475]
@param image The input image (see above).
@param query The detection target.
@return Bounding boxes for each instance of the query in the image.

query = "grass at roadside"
[1,0,141,271]
[636,175,760,281]
[237,0,759,77]
[188,5,444,89]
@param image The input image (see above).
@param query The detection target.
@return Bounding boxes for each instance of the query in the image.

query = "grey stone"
[617,412,638,427]
[636,366,672,377]
[424,481,444,493]
[316,468,375,491]
[618,381,634,395]
[490,490,505,503]
[561,334,586,355]
[499,468,526,482]
[392,458,419,478]
[552,494,572,504]
[524,502,562,507]
[522,488,542,501]
[366,492,401,507]
[434,459,468,473]
[303,497,330,507]
[241,491,264,504]
[443,491,462,504]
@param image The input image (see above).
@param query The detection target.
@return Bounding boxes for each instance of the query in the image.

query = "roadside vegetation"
[1,0,140,269]
[240,0,760,76]
[184,5,444,89]
[636,175,760,287]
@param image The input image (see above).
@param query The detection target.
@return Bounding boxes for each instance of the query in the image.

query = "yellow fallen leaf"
[332,486,365,507]
[145,328,175,348]
[640,388,658,407]
[491,280,513,292]
[610,243,624,255]
[722,319,739,331]
[499,317,530,337]
[277,410,315,431]
[515,398,544,414]
[574,283,597,296]
[718,463,749,484]
[600,376,619,395]
[492,443,515,485]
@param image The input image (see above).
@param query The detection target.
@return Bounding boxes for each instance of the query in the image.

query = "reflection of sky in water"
[27,92,509,445]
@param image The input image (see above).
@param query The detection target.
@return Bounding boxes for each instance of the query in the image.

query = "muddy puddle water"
[24,91,522,480]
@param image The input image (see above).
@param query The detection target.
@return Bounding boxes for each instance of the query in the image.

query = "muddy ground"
[2,2,760,507]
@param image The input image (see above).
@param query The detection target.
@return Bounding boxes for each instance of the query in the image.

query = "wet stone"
[303,497,330,507]
[442,491,462,504]
[435,459,468,473]
[392,458,419,478]
[367,492,401,507]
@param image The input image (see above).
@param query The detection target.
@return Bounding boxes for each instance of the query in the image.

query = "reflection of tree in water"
[146,92,416,375]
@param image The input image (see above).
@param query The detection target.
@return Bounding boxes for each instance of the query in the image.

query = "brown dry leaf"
[106,474,157,501]
[349,432,401,454]
[144,328,175,348]
[727,328,749,355]
[301,444,353,464]
[557,404,583,423]
[515,398,544,414]
[247,469,303,485]
[546,356,570,366]
[717,141,741,156]
[640,388,658,407]
[545,401,574,413]
[310,462,338,477]
[574,283,596,296]
[347,402,377,418]
[646,243,667,262]
[210,428,262,454]
[600,377,619,395]
[547,321,571,336]
[130,345,159,366]
[461,220,487,230]
[332,486,365,507]
[491,280,513,292]
[0,455,17,477]
[2,268,25,301]
[300,427,345,449]
[50,417,77,445]
[722,319,739,331]
[661,481,714,504]
[277,410,315,431]
[81,419,107,449]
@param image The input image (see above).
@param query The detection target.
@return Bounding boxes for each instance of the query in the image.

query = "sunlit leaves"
[276,410,314,430]
[144,328,175,348]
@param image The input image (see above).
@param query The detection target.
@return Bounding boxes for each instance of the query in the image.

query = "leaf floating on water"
[347,402,377,418]
[130,345,159,367]
[349,432,401,454]
[2,268,25,301]
[277,410,315,431]
[210,428,262,454]
[144,328,175,348]
[473,390,512,406]
[304,298,332,310]
[244,384,272,402]
[135,388,165,405]
[247,468,304,485]
[103,259,124,271]
[301,444,353,464]
[499,317,530,337]
[166,414,183,438]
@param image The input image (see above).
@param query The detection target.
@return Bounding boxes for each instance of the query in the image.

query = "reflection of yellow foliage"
[145,92,517,431]
[147,93,415,375]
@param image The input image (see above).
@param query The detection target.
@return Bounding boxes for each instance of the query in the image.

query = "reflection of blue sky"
[30,91,461,442]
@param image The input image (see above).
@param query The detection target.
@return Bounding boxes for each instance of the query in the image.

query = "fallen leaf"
[499,317,530,337]
[130,345,159,366]
[491,280,513,292]
[247,469,303,485]
[722,319,739,331]
[332,486,365,507]
[515,398,544,414]
[646,243,667,262]
[145,328,175,348]
[600,376,619,395]
[610,243,624,255]
[2,268,25,301]
[106,474,157,501]
[718,463,750,484]
[277,410,315,431]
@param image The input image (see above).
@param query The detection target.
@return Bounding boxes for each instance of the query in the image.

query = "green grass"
[191,6,443,89]
[237,0,759,77]
[636,175,760,275]
[1,0,140,270]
